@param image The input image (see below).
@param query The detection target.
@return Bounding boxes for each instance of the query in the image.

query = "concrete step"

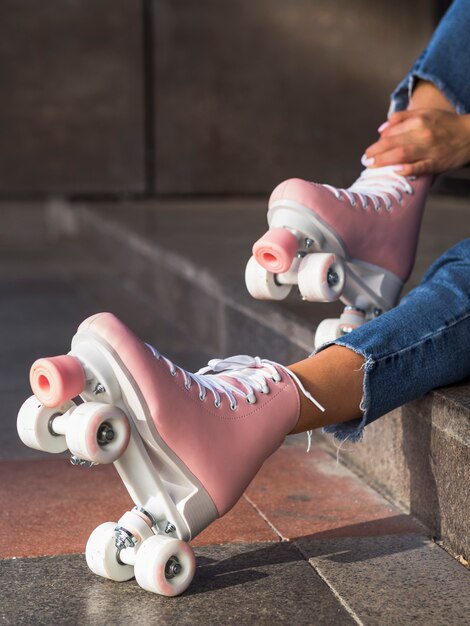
[43,193,470,566]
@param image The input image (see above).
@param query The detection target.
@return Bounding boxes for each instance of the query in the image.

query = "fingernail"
[393,165,404,171]
[378,121,390,133]
[361,154,375,167]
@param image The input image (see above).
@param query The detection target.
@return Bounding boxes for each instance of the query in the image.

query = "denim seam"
[373,310,470,365]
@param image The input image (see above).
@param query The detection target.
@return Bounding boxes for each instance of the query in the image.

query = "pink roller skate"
[245,166,431,347]
[17,312,321,596]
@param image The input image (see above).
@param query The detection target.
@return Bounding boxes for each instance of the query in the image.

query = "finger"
[365,136,408,159]
[380,110,416,131]
[380,116,423,138]
[393,159,434,176]
[367,146,419,168]
[366,134,430,163]
[380,112,431,137]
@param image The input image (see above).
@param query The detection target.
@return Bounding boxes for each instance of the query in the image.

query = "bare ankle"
[288,345,365,435]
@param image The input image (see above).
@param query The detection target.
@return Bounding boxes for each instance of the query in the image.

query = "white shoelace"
[146,346,324,451]
[322,166,414,212]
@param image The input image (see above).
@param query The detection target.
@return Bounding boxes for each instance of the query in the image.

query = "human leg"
[288,345,364,434]
[288,238,470,442]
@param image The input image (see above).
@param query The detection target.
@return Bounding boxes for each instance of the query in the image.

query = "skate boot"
[17,312,321,596]
[245,167,431,347]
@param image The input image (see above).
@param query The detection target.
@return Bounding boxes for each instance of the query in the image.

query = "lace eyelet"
[230,403,237,411]
[246,398,256,405]
[199,393,206,401]
[271,376,281,384]
[214,400,221,408]
[260,388,270,395]
[184,382,191,390]
[170,369,177,377]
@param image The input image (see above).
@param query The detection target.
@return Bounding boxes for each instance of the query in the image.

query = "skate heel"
[253,227,298,273]
[30,355,85,407]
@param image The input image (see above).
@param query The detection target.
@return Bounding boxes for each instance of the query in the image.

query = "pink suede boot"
[246,167,431,346]
[18,312,321,596]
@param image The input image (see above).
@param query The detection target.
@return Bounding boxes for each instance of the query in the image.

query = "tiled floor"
[1,220,469,625]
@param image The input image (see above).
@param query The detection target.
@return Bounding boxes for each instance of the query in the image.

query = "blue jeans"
[321,240,470,442]
[390,0,470,115]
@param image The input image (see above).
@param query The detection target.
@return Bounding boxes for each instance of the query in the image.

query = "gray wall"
[0,0,436,195]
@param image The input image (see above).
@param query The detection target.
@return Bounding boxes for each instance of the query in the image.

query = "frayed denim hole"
[321,350,375,464]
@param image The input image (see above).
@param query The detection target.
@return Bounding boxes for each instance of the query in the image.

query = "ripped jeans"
[390,0,470,115]
[320,239,470,442]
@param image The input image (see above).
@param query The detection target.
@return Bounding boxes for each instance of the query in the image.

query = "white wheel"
[314,318,344,348]
[86,522,134,582]
[298,253,345,302]
[245,256,292,300]
[17,395,74,453]
[65,402,130,464]
[314,309,366,348]
[134,535,196,596]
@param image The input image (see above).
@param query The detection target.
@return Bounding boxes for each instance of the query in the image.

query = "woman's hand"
[363,109,470,176]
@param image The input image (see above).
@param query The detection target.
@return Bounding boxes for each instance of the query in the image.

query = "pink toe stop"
[253,228,298,273]
[30,355,85,407]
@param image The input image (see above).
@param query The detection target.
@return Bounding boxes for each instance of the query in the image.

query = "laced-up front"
[146,345,324,416]
[322,165,414,212]
[77,312,327,519]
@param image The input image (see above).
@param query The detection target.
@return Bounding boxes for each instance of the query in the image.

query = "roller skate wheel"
[298,253,345,302]
[245,256,292,300]
[314,318,346,348]
[339,309,366,327]
[30,355,85,407]
[134,535,196,596]
[65,402,131,464]
[252,228,298,274]
[17,395,74,453]
[86,522,134,581]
